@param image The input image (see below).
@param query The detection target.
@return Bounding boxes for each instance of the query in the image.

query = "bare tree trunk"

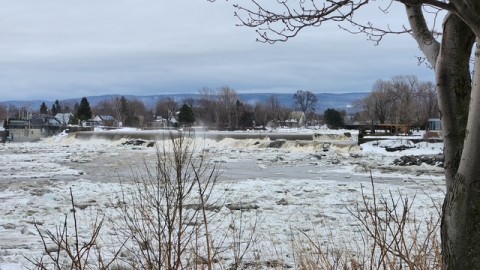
[435,14,474,186]
[436,14,478,270]
[442,41,480,269]
[408,7,477,268]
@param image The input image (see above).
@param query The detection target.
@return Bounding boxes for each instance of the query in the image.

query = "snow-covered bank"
[0,130,444,269]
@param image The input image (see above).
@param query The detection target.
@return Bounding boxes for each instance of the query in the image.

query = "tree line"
[354,75,438,129]
[1,77,437,130]
[3,87,335,129]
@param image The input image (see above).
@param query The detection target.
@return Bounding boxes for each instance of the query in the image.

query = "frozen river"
[0,130,445,269]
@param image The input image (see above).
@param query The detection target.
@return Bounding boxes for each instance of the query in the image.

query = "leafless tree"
[197,87,219,128]
[114,132,220,269]
[220,0,480,267]
[126,99,150,128]
[369,80,395,124]
[293,90,317,127]
[277,106,293,127]
[416,81,439,128]
[265,95,282,128]
[156,97,178,127]
[183,96,198,113]
[388,76,417,125]
[94,99,117,117]
[112,97,123,127]
[253,102,270,128]
[218,86,239,129]
[359,76,438,128]
[0,104,8,121]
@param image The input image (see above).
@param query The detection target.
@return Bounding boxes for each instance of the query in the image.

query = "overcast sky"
[0,0,436,102]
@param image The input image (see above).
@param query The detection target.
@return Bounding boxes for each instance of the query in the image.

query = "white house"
[93,115,115,126]
[54,113,74,126]
[282,111,305,128]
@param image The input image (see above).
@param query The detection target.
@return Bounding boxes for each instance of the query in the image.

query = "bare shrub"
[290,178,442,270]
[349,179,442,270]
[227,210,260,269]
[28,188,123,269]
[112,131,221,269]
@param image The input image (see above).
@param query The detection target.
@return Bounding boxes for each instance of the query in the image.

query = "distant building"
[3,116,62,142]
[81,119,101,128]
[424,118,442,141]
[55,113,74,126]
[93,115,115,126]
[281,111,305,128]
[151,116,167,128]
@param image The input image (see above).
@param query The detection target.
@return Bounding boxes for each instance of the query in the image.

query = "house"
[93,115,115,126]
[3,116,63,142]
[151,116,167,128]
[55,113,74,126]
[151,114,178,128]
[81,119,101,128]
[282,111,305,128]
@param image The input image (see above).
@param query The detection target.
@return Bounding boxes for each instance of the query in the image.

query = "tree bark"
[435,13,474,187]
[451,0,480,35]
[435,12,478,270]
[407,6,477,269]
[405,4,440,67]
[441,40,480,270]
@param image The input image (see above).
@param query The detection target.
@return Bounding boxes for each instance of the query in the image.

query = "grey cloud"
[0,0,434,101]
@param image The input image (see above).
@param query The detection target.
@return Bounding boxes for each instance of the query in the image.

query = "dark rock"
[122,139,146,146]
[269,140,286,148]
[393,155,444,167]
[385,145,415,152]
[146,142,155,147]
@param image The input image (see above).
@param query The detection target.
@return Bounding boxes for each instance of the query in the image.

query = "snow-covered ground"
[0,129,445,269]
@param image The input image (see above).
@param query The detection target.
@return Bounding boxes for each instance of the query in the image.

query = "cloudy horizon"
[0,0,435,102]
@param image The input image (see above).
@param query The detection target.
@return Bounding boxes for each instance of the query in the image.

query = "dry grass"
[288,176,442,270]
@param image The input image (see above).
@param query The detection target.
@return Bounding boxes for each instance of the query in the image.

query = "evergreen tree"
[120,96,132,126]
[178,104,195,126]
[50,100,61,115]
[51,104,57,116]
[76,97,93,122]
[54,100,62,114]
[39,102,48,115]
[323,108,344,129]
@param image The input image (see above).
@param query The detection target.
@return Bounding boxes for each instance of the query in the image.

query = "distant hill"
[0,92,368,114]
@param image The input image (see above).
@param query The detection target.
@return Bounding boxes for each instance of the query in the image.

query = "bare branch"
[340,20,411,45]
[232,0,443,48]
[405,4,441,67]
[233,0,370,43]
